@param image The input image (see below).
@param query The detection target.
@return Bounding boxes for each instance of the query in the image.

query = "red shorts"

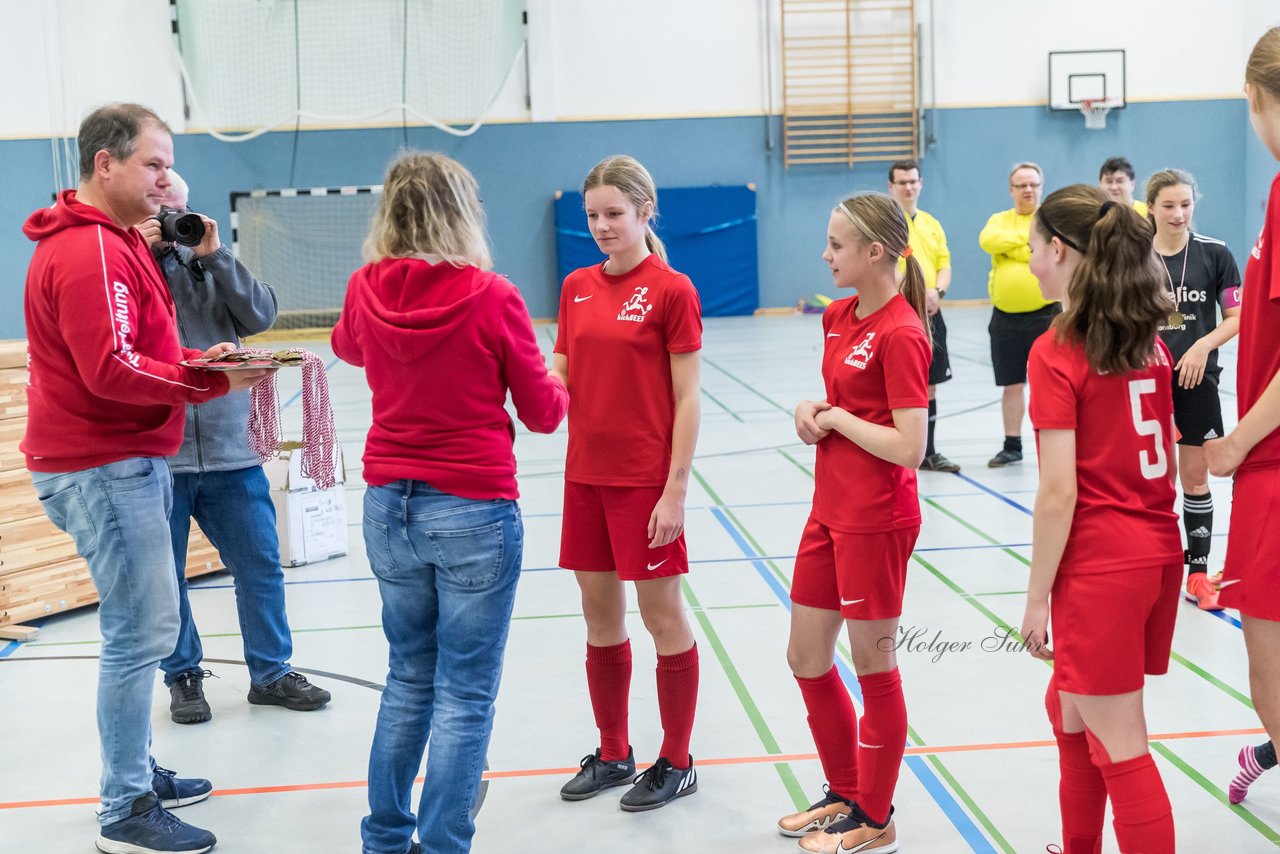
[1050,563,1180,695]
[1221,468,1280,620]
[559,480,688,581]
[789,515,918,620]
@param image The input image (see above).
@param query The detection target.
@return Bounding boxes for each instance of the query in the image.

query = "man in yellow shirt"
[979,162,1060,467]
[1099,156,1149,217]
[888,159,960,472]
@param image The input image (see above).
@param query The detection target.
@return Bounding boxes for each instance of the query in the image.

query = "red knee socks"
[855,668,907,825]
[656,644,699,769]
[795,666,859,797]
[1053,728,1106,854]
[1099,753,1174,854]
[585,640,632,761]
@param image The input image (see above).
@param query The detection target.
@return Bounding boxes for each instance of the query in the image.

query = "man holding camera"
[138,172,331,725]
[22,103,270,854]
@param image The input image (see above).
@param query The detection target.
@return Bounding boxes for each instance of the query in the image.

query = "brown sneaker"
[778,788,853,837]
[833,817,897,852]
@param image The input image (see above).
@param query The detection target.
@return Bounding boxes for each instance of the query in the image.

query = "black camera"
[156,207,206,247]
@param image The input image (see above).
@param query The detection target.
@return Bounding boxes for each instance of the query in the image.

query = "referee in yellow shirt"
[979,162,1060,467]
[888,159,960,472]
[1099,156,1149,217]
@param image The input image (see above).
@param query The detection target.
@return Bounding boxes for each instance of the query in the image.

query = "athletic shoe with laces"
[919,453,961,473]
[151,765,212,808]
[618,755,697,812]
[559,747,636,801]
[169,670,213,725]
[987,448,1023,468]
[797,801,874,853]
[778,786,854,837]
[246,671,331,711]
[95,792,216,854]
[1184,572,1224,612]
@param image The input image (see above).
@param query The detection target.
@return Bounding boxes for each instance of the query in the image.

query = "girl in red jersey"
[1205,25,1280,817]
[781,192,931,854]
[1019,185,1183,854]
[553,155,703,812]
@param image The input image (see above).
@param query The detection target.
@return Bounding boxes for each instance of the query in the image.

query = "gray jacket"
[160,244,279,474]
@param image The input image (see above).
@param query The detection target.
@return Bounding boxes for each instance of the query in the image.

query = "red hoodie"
[332,257,567,500]
[22,190,229,472]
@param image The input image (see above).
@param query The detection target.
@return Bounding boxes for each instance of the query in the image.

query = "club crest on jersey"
[844,331,876,369]
[617,286,653,322]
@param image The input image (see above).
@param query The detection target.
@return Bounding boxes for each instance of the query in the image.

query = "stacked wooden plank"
[0,340,224,631]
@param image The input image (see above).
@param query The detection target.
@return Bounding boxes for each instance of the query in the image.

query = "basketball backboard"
[1048,49,1126,111]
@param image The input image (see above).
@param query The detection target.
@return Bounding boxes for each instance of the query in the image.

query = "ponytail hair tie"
[1099,200,1118,217]
[902,245,913,258]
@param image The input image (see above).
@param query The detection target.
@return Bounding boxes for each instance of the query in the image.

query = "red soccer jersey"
[1028,332,1183,573]
[812,294,930,533]
[1237,172,1280,473]
[555,254,702,486]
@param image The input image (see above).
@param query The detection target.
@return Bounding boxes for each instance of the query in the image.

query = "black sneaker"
[152,765,212,808]
[247,671,331,711]
[559,748,636,801]
[169,670,213,725]
[96,792,216,854]
[619,756,697,812]
[920,452,961,473]
[987,448,1023,468]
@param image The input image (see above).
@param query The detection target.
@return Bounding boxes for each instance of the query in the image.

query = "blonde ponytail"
[899,254,929,338]
[835,192,933,346]
[644,225,668,263]
[584,155,665,261]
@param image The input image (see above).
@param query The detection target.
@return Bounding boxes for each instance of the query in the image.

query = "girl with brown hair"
[1020,184,1181,853]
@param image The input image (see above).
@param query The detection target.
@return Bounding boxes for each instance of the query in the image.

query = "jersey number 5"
[1128,379,1168,480]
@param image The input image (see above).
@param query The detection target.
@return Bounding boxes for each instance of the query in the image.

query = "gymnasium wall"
[0,1,1276,338]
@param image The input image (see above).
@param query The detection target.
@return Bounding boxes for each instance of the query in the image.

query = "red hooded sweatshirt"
[22,190,229,472]
[332,257,567,500]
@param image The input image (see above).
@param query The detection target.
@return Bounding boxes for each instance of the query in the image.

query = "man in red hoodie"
[23,103,269,854]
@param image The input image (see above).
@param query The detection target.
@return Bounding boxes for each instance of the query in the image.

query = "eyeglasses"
[1012,182,1042,190]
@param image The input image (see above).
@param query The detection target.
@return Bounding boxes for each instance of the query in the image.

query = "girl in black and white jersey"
[1145,168,1242,611]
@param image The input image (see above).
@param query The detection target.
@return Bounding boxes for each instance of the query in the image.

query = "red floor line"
[2,726,1264,811]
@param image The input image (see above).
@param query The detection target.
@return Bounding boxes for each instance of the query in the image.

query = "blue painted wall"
[0,98,1262,339]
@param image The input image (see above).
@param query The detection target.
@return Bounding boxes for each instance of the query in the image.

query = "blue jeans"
[161,466,292,686]
[360,482,523,854]
[31,458,181,826]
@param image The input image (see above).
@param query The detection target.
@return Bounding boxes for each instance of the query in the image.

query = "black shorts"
[989,304,1061,387]
[1172,372,1224,447]
[928,309,952,386]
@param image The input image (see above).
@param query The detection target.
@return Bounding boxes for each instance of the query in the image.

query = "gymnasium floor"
[1,304,1274,853]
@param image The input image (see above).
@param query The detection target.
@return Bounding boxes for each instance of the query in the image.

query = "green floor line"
[701,387,745,423]
[701,355,792,415]
[778,448,815,480]
[968,591,1029,597]
[679,578,809,810]
[1151,742,1280,845]
[923,497,1030,567]
[913,529,1275,841]
[696,463,1012,851]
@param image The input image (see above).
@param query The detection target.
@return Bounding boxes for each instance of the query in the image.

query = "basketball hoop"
[1080,99,1111,130]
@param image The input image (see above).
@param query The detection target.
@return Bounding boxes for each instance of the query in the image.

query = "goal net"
[232,186,382,331]
[171,0,525,140]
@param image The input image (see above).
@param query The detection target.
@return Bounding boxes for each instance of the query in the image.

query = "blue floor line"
[706,506,997,853]
[951,474,1245,631]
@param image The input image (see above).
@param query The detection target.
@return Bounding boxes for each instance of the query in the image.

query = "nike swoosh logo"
[839,831,888,852]
[646,559,669,571]
[840,598,864,606]
[574,294,593,302]
[857,741,882,749]
[826,332,841,337]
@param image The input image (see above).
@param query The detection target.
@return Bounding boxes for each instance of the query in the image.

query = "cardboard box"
[264,441,348,567]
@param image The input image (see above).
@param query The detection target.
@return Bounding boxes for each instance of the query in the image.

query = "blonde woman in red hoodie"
[333,151,568,854]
